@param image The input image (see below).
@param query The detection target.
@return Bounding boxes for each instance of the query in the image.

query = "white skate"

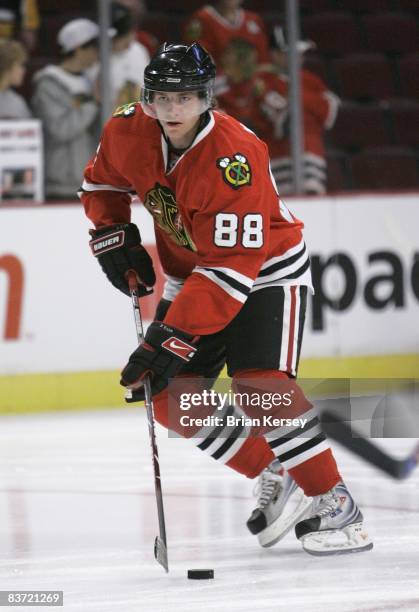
[247,461,312,547]
[295,482,373,556]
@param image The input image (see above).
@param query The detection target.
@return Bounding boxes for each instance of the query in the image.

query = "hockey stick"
[321,410,419,480]
[127,270,169,573]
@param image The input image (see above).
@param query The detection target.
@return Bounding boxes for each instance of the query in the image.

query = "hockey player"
[80,42,372,556]
[264,29,340,195]
[217,34,340,195]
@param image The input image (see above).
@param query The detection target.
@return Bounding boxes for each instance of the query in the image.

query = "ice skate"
[247,461,312,547]
[295,482,373,556]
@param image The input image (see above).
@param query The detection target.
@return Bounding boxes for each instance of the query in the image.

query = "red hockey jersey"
[183,5,270,66]
[81,106,311,336]
[218,69,339,159]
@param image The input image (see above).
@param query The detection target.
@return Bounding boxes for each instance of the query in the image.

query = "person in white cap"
[86,3,149,111]
[31,18,104,200]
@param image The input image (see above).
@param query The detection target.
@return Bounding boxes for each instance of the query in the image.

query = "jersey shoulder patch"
[112,102,138,118]
[216,153,252,190]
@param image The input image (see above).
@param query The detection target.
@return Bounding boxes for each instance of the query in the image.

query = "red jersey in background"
[183,4,270,67]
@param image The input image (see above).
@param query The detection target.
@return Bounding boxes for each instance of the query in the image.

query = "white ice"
[0,408,418,612]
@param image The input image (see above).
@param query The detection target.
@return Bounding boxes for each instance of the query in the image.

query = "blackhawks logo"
[217,153,252,189]
[144,183,196,252]
[112,102,137,118]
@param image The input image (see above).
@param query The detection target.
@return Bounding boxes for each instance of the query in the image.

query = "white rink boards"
[0,408,418,612]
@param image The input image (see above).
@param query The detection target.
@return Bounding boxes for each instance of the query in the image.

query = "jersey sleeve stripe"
[81,179,134,193]
[259,239,305,269]
[202,265,253,288]
[281,258,311,280]
[258,243,307,277]
[194,267,251,303]
[202,266,252,294]
[253,249,310,288]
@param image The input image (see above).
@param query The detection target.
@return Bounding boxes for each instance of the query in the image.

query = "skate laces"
[315,490,340,517]
[253,469,283,509]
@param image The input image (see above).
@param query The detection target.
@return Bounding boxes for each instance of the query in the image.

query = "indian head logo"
[0,254,24,341]
[143,183,196,251]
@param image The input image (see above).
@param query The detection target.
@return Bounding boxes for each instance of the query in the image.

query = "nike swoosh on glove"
[120,321,199,399]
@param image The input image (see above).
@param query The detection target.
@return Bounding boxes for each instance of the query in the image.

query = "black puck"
[187,569,214,580]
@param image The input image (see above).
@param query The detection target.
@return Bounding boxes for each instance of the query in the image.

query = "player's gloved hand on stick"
[121,321,199,399]
[89,223,156,296]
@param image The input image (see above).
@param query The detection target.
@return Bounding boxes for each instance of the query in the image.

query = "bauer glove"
[120,321,199,399]
[89,223,156,296]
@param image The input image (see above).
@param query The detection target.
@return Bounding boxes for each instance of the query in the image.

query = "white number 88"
[214,213,263,248]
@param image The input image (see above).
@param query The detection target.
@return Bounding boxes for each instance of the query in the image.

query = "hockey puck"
[187,569,214,580]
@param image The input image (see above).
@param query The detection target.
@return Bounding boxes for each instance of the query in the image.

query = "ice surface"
[0,408,418,612]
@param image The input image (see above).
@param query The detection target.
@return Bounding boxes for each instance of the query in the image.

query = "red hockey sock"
[289,449,341,496]
[150,378,275,479]
[225,436,275,479]
[151,372,342,488]
[232,368,343,494]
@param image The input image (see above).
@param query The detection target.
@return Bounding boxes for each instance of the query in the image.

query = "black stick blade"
[154,536,168,573]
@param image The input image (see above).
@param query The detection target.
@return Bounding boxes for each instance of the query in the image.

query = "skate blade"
[300,523,373,556]
[259,494,313,548]
[154,536,169,572]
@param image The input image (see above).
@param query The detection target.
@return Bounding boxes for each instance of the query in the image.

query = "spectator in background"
[31,18,102,200]
[87,2,149,110]
[217,31,340,195]
[0,39,31,118]
[0,0,40,51]
[114,0,158,56]
[265,28,340,195]
[183,0,270,69]
[216,37,260,128]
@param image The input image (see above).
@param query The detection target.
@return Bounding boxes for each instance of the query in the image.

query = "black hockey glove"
[89,223,156,296]
[120,321,199,400]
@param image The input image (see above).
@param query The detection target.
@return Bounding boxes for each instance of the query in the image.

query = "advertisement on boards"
[0,120,44,203]
[0,194,418,375]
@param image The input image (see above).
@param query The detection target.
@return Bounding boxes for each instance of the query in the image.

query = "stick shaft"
[127,271,168,570]
[321,410,418,479]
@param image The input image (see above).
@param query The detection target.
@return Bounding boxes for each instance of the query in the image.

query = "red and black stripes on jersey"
[252,239,311,292]
[194,265,254,304]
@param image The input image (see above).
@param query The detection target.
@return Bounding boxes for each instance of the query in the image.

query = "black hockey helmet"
[143,42,215,92]
[141,42,216,120]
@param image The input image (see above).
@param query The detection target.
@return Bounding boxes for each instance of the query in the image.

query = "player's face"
[154,91,202,147]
